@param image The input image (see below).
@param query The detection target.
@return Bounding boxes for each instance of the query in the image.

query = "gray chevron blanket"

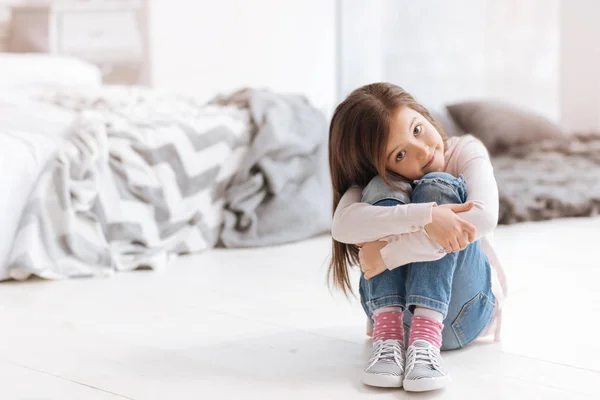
[213,89,331,248]
[2,87,330,280]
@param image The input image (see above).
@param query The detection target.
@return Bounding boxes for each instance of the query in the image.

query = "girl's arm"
[378,231,445,269]
[331,186,435,244]
[333,137,498,247]
[446,138,499,240]
[379,138,499,269]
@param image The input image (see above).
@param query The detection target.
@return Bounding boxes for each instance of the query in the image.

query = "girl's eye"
[396,151,406,161]
[413,125,422,136]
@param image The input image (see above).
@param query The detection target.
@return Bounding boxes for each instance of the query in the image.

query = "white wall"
[147,0,337,115]
[381,0,490,114]
[338,0,383,100]
[341,0,561,122]
[560,0,600,132]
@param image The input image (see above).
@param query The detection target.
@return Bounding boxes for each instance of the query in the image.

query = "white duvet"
[0,95,76,270]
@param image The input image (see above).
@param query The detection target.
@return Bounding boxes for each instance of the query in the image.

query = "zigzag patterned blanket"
[3,87,330,280]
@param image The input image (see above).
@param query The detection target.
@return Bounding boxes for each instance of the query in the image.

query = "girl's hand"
[357,241,388,280]
[425,203,476,253]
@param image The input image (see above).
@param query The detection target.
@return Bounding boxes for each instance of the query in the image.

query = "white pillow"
[0,53,102,89]
[0,95,76,275]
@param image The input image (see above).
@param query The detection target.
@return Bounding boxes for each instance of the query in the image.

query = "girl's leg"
[358,177,410,388]
[401,172,494,392]
[359,259,407,388]
[404,172,495,349]
[438,241,495,350]
[404,172,469,320]
[360,175,412,322]
[359,200,407,321]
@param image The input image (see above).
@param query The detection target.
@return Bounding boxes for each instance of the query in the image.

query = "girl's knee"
[361,175,412,205]
[412,173,466,204]
[416,172,461,185]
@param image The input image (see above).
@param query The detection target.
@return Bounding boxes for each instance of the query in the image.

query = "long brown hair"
[328,82,447,295]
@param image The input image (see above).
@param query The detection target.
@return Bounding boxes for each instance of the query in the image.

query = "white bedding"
[0,95,76,269]
[0,53,102,91]
[0,54,101,269]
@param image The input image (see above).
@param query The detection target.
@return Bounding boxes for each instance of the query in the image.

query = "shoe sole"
[361,372,404,388]
[403,375,450,392]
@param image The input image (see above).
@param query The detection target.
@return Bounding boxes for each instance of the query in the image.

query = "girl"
[328,83,508,392]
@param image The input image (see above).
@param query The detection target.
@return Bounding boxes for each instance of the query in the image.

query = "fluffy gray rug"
[493,133,600,224]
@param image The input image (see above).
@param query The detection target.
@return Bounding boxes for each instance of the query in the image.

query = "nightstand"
[7,0,148,84]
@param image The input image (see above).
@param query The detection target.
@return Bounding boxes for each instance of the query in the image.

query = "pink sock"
[372,311,404,342]
[409,316,444,348]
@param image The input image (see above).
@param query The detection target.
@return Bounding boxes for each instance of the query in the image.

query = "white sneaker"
[403,340,450,392]
[362,339,405,388]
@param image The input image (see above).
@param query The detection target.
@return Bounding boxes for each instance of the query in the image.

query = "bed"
[0,53,331,281]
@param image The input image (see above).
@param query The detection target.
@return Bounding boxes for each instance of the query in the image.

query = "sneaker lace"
[368,340,404,366]
[406,342,442,373]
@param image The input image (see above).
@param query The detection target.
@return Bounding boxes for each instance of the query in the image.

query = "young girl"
[328,83,508,392]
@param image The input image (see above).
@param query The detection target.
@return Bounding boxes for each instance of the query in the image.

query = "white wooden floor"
[1,216,599,399]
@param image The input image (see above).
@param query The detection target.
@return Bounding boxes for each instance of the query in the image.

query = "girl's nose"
[416,144,429,161]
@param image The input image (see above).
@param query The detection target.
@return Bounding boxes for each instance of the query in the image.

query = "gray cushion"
[430,108,466,137]
[446,101,565,155]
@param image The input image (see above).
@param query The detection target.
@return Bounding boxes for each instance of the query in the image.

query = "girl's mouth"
[424,152,435,169]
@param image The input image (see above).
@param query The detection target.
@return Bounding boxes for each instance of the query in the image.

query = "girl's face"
[385,106,445,180]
